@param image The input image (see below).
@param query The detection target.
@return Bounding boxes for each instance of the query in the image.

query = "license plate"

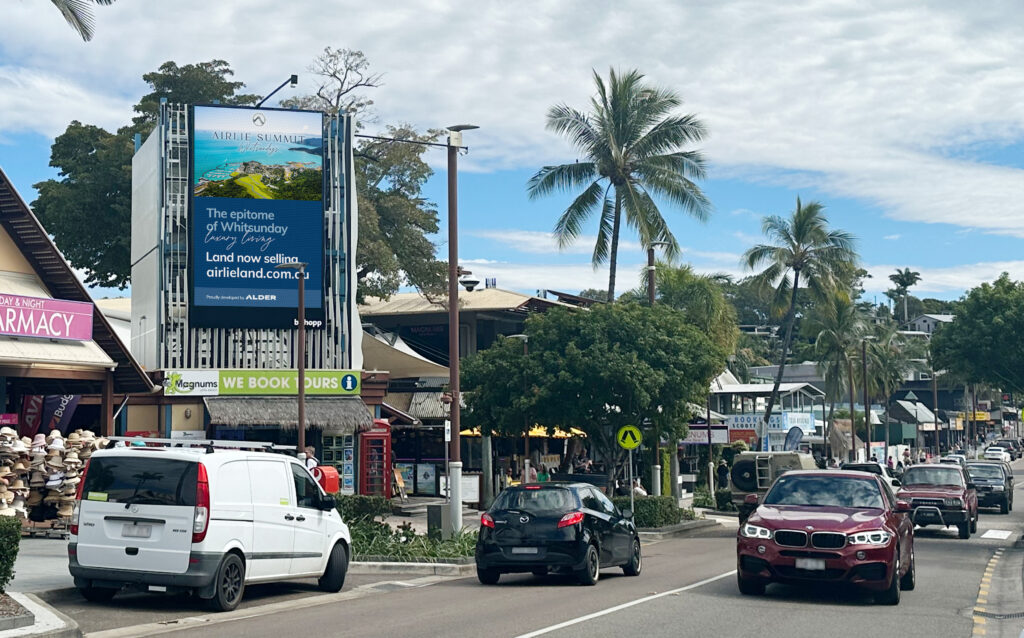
[511,547,538,554]
[795,558,825,571]
[122,524,152,538]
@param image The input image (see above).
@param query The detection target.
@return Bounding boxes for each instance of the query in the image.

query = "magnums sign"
[189,105,326,328]
[163,369,361,396]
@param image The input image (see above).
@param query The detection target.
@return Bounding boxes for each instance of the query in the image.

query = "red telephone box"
[358,420,392,497]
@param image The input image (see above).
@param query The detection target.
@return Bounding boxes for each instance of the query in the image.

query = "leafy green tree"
[578,288,609,302]
[889,268,922,323]
[32,60,260,288]
[865,323,915,457]
[742,198,857,445]
[931,273,1024,392]
[527,68,711,302]
[804,293,864,458]
[282,49,445,300]
[50,0,113,41]
[462,304,726,483]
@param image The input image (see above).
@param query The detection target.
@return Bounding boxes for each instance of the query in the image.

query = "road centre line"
[514,570,736,638]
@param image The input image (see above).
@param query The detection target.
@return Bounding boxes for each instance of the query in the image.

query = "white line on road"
[514,570,736,638]
[981,529,1013,540]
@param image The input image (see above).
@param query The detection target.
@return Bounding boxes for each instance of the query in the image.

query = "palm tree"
[50,0,114,41]
[806,293,864,460]
[866,323,915,462]
[527,68,712,302]
[743,198,858,447]
[889,268,922,324]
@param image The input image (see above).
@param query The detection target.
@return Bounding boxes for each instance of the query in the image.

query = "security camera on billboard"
[188,105,327,329]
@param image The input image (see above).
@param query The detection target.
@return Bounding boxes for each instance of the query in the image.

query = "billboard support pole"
[276,262,308,454]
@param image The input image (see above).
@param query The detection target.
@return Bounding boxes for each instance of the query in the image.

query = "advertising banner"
[163,369,361,396]
[680,426,729,445]
[190,105,325,328]
[0,293,93,340]
[20,395,80,437]
[726,412,815,434]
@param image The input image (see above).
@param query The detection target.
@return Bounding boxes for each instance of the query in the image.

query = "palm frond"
[590,186,615,265]
[51,0,102,41]
[546,104,601,154]
[552,180,604,249]
[631,163,712,221]
[526,162,599,199]
[630,114,707,160]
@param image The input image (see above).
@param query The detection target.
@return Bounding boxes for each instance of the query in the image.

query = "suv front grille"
[773,530,808,547]
[911,498,945,509]
[811,532,846,549]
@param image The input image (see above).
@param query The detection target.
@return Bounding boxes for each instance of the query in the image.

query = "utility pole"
[848,358,856,462]
[646,241,667,496]
[862,338,870,461]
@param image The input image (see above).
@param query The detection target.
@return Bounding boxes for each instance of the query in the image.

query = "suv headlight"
[848,530,893,546]
[993,485,1005,491]
[944,498,963,507]
[739,523,772,539]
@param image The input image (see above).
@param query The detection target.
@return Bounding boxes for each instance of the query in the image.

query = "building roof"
[359,288,573,317]
[913,314,954,322]
[0,168,154,394]
[710,382,826,397]
[362,331,449,378]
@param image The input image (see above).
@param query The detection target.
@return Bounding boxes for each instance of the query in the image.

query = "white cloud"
[864,261,1024,296]
[883,234,901,241]
[5,0,1024,238]
[468,229,642,255]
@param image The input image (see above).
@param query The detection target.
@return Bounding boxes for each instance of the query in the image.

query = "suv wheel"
[1000,498,1010,515]
[477,566,500,585]
[207,553,245,612]
[876,556,901,605]
[318,543,348,592]
[737,572,765,596]
[576,544,600,586]
[957,521,970,539]
[899,546,916,591]
[970,512,978,533]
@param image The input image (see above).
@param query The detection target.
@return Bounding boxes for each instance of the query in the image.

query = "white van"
[68,444,350,611]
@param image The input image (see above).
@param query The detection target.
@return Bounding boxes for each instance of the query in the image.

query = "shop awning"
[362,331,448,378]
[892,400,935,424]
[204,396,373,434]
[459,426,587,438]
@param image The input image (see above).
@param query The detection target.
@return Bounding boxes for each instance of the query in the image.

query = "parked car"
[939,454,967,467]
[475,482,641,585]
[736,470,915,605]
[984,446,1012,463]
[971,459,1014,491]
[994,440,1021,460]
[69,445,349,611]
[966,462,1013,514]
[842,462,902,489]
[897,464,978,539]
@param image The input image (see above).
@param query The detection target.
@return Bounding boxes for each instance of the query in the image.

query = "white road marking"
[514,570,736,638]
[981,529,1013,540]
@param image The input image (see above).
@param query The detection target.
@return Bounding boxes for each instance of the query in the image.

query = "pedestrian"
[633,478,647,497]
[919,452,926,464]
[870,455,878,462]
[716,459,729,490]
[903,449,912,467]
[887,456,894,470]
[537,465,550,482]
[526,462,538,483]
[827,457,839,468]
[304,446,319,469]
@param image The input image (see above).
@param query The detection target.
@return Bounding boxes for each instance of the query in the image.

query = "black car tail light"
[557,511,584,528]
[481,513,495,529]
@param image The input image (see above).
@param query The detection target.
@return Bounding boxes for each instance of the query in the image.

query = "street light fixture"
[446,123,478,535]
[256,75,299,108]
[276,261,308,454]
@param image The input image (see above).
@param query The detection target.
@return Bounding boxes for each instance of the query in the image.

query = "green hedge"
[714,489,735,511]
[348,520,475,560]
[612,495,682,528]
[0,517,20,593]
[334,494,391,523]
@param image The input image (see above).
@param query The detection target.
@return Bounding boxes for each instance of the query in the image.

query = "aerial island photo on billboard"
[192,105,324,201]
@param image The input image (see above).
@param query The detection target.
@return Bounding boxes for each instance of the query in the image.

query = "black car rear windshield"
[968,465,1005,479]
[763,475,884,509]
[82,456,198,506]
[901,467,964,488]
[492,487,577,514]
[843,464,882,476]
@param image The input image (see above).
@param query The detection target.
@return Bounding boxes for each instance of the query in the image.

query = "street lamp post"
[446,124,477,536]
[646,241,669,497]
[256,75,299,108]
[275,262,308,454]
[861,336,874,461]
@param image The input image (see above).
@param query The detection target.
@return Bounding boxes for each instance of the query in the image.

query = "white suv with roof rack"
[68,439,350,611]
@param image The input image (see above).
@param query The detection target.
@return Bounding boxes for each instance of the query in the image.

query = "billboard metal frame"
[153,103,352,370]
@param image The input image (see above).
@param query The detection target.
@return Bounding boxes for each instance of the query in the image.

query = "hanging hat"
[66,432,81,446]
[95,438,110,450]
[32,434,46,448]
[26,491,41,507]
[0,427,16,439]
[57,502,73,518]
[63,475,80,486]
[0,466,12,478]
[63,450,80,463]
[29,473,44,488]
[48,438,65,451]
[9,441,27,455]
[8,479,26,492]
[78,447,93,459]
[11,461,29,474]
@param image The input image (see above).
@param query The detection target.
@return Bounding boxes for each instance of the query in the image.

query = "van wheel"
[79,587,117,603]
[207,554,245,612]
[318,543,348,592]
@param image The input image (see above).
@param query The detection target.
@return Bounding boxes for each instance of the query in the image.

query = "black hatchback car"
[475,482,641,585]
[967,462,1014,513]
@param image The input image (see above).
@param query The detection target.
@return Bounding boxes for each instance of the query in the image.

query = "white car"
[985,447,1012,463]
[69,444,350,611]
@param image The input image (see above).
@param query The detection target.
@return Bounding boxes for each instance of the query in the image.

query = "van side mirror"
[320,494,337,511]
[744,493,759,506]
[621,508,633,520]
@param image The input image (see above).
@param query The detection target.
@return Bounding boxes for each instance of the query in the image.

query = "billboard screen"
[189,105,325,328]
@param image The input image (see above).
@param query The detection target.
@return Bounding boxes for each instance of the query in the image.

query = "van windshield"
[82,456,198,506]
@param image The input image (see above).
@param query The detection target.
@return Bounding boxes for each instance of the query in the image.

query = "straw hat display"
[16,428,106,522]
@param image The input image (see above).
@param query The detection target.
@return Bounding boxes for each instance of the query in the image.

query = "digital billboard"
[189,105,325,328]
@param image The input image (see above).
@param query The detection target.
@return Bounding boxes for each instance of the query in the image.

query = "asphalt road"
[54,460,1024,638]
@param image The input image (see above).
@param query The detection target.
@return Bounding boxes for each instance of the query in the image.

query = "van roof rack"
[106,437,294,454]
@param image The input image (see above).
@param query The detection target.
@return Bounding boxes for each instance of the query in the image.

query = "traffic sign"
[617,425,642,450]
[904,390,919,401]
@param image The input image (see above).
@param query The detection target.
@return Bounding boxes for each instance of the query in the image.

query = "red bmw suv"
[736,470,915,605]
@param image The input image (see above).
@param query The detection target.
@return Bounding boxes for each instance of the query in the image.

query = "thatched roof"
[204,396,373,434]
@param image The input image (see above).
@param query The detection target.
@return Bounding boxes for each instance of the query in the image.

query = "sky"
[3,1,1024,302]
